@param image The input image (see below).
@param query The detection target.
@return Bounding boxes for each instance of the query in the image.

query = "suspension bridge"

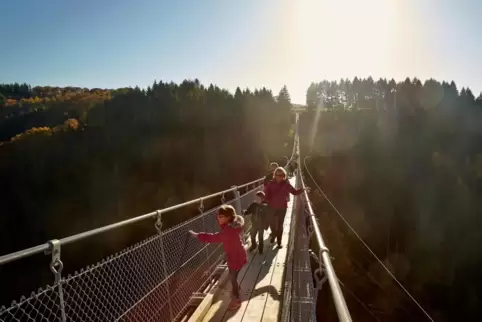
[0,112,433,321]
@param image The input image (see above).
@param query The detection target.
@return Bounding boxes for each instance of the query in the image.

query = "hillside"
[301,77,482,321]
[0,80,294,304]
[2,76,482,320]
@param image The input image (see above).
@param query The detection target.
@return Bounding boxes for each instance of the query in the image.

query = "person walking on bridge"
[264,162,279,186]
[289,160,298,177]
[263,162,279,241]
[264,167,304,248]
[243,191,269,254]
[189,205,246,310]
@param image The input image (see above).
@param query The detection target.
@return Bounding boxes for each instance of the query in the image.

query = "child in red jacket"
[189,204,246,310]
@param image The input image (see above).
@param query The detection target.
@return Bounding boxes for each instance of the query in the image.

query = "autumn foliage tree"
[0,80,293,305]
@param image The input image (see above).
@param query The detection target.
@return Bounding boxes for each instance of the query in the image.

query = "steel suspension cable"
[303,156,434,322]
[337,278,381,322]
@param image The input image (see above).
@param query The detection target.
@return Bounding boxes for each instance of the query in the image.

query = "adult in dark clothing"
[264,167,304,248]
[263,162,279,186]
[290,160,298,176]
[287,161,296,177]
[243,191,269,254]
[263,162,279,240]
[292,159,298,170]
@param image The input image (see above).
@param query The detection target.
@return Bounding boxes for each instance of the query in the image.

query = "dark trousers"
[229,269,240,298]
[250,219,263,251]
[270,208,288,245]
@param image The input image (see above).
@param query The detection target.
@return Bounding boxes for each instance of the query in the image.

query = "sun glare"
[292,0,399,81]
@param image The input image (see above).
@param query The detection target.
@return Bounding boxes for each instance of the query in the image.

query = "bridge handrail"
[301,169,352,322]
[289,111,351,321]
[0,177,267,267]
[0,140,298,268]
[0,116,299,322]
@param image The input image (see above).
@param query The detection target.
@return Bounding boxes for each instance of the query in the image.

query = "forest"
[300,77,482,321]
[1,76,481,321]
[0,81,293,305]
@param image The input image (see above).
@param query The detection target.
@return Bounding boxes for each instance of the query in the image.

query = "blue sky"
[1,0,482,103]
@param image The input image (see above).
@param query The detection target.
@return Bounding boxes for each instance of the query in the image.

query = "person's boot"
[270,235,276,244]
[228,298,242,310]
[249,243,257,252]
[277,237,282,249]
[258,246,264,254]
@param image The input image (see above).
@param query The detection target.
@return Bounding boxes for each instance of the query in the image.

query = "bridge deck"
[199,178,295,322]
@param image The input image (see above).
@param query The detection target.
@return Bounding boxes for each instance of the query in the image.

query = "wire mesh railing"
[288,175,317,321]
[0,182,263,322]
[301,162,352,322]
[282,113,316,322]
[282,112,351,322]
[0,113,299,322]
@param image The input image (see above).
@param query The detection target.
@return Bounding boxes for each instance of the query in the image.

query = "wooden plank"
[243,183,296,322]
[261,301,281,322]
[260,255,287,321]
[200,290,232,322]
[250,249,279,300]
[190,239,258,322]
[260,186,295,322]
[188,268,230,322]
[200,246,261,322]
[240,299,266,322]
[220,239,273,322]
[241,245,280,322]
[260,240,290,321]
[201,231,272,322]
[197,178,297,322]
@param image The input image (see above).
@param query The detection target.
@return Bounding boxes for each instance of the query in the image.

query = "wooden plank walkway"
[199,178,295,322]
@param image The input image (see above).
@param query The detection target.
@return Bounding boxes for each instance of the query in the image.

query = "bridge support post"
[46,239,67,322]
[231,186,242,218]
[155,211,174,322]
[231,186,245,242]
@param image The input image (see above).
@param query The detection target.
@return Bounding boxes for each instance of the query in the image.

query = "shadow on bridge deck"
[190,178,295,322]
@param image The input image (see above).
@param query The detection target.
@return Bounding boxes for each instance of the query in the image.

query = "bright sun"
[290,0,398,80]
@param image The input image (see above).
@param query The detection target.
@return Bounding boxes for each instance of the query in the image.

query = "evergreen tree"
[0,79,294,305]
[299,76,482,321]
[277,85,292,107]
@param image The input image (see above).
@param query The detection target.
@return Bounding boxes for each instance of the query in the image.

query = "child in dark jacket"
[243,191,269,254]
[189,204,246,310]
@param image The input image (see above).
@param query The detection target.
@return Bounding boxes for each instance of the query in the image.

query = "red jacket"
[197,215,247,271]
[264,180,303,209]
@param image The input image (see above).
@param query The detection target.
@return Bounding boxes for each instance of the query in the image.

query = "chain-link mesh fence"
[281,168,317,322]
[289,200,316,322]
[281,125,316,322]
[0,185,262,322]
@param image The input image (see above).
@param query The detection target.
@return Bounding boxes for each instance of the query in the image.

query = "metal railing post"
[46,240,67,322]
[155,212,174,321]
[232,185,248,243]
[200,200,211,268]
[302,183,352,322]
[231,186,242,218]
[0,178,264,267]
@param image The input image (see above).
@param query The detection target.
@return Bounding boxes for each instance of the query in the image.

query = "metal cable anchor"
[46,239,67,322]
[155,210,163,234]
[46,239,63,284]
